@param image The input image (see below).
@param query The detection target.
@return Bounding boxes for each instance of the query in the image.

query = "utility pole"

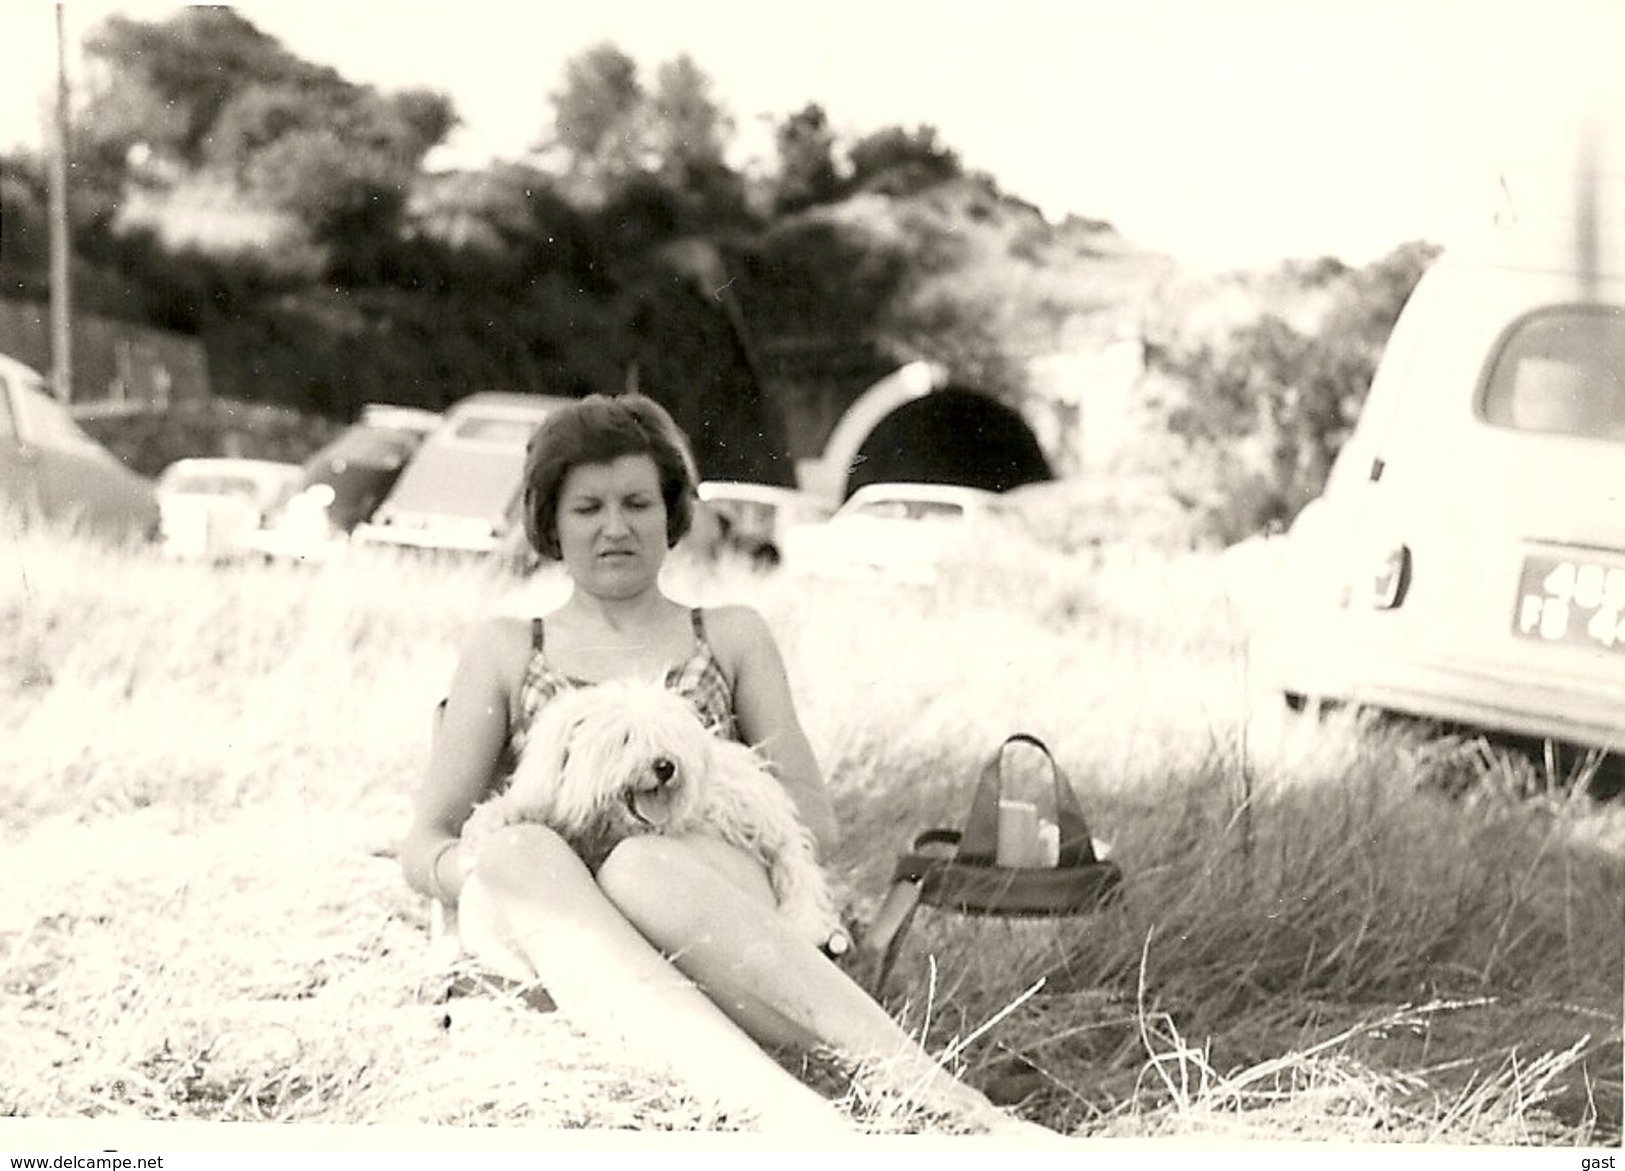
[48,2,74,404]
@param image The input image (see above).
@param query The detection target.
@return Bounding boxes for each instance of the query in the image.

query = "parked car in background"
[1258,214,1625,758]
[0,351,158,542]
[155,457,301,561]
[243,403,441,563]
[352,391,574,560]
[780,481,1002,585]
[696,480,834,569]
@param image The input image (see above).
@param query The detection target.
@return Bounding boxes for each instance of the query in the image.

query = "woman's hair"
[520,392,699,560]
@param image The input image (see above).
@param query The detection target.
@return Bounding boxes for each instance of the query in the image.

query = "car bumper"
[351,522,502,555]
[1305,644,1625,752]
[237,526,346,563]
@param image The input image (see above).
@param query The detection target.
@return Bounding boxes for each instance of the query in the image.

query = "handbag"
[863,733,1123,996]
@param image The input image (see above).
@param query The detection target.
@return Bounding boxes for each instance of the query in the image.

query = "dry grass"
[2,522,1620,1147]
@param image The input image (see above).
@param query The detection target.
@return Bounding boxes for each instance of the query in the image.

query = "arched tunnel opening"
[844,386,1054,499]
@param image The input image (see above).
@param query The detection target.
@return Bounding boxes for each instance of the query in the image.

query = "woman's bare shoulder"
[456,614,537,690]
[699,603,783,675]
[700,602,775,647]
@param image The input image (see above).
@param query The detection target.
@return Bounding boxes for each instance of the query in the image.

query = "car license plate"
[1512,554,1625,651]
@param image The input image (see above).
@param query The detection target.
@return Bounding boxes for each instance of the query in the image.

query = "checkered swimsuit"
[499,609,738,783]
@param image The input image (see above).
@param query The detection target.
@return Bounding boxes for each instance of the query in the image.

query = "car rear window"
[315,426,422,471]
[451,415,540,445]
[850,498,966,521]
[1481,306,1625,442]
[15,380,111,457]
[167,473,264,498]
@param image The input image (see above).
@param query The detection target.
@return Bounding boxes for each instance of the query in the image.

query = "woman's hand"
[400,617,525,903]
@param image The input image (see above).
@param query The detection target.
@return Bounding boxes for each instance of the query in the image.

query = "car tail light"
[1369,544,1411,609]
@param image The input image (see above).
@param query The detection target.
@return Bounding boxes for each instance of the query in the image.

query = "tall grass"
[2,524,1620,1142]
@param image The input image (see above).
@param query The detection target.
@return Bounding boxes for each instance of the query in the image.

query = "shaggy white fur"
[461,677,849,954]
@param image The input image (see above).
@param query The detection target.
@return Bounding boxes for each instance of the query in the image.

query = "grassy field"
[1,523,1620,1147]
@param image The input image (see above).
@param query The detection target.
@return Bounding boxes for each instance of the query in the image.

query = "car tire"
[1282,691,1351,719]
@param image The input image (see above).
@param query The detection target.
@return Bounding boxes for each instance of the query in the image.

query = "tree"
[549,43,645,181]
[202,83,314,183]
[0,160,50,289]
[772,103,840,213]
[1150,241,1442,541]
[649,54,731,182]
[646,55,746,224]
[79,9,345,167]
[545,44,745,224]
[390,88,462,158]
[77,9,456,254]
[847,124,962,194]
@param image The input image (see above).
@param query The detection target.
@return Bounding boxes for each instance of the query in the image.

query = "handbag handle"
[955,733,1099,868]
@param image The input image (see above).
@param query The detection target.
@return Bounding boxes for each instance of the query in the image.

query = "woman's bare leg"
[596,833,1049,1133]
[463,823,851,1133]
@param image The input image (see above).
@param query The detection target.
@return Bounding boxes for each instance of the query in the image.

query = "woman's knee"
[597,834,774,927]
[595,834,686,907]
[469,821,588,899]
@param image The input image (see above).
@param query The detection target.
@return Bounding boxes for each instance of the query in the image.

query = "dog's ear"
[510,692,585,813]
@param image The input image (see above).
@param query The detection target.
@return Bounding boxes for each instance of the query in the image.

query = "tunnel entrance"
[844,387,1053,499]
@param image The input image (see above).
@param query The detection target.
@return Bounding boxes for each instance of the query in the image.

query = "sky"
[1,0,1621,268]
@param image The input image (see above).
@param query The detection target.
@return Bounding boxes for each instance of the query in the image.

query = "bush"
[82,398,340,475]
[1149,242,1441,542]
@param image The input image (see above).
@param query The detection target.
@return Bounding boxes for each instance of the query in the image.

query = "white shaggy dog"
[461,678,849,955]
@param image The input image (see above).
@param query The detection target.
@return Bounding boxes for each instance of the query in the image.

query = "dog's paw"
[779,897,851,958]
[456,798,535,876]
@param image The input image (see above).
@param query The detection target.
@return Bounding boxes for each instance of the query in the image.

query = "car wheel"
[1588,755,1625,802]
[1282,691,1351,719]
[1283,691,1335,716]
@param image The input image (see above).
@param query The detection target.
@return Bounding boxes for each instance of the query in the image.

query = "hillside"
[6,137,1425,548]
[5,154,1184,470]
[3,7,1448,547]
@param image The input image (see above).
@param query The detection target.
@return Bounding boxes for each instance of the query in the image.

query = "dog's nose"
[652,757,676,785]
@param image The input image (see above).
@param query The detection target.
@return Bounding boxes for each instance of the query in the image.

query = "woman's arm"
[712,606,840,858]
[400,617,523,904]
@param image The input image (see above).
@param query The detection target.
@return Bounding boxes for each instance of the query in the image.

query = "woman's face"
[555,454,669,598]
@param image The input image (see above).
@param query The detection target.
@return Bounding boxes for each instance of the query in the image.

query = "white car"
[781,481,1002,585]
[155,457,301,561]
[352,391,574,559]
[242,403,441,564]
[696,481,834,569]
[1,350,158,542]
[1258,210,1625,758]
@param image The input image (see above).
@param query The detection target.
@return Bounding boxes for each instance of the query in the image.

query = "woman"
[399,392,1042,1135]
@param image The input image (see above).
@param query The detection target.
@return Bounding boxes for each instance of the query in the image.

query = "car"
[695,481,834,569]
[351,391,575,560]
[0,350,158,542]
[155,456,302,561]
[243,403,442,562]
[780,481,1002,585]
[1258,210,1625,758]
